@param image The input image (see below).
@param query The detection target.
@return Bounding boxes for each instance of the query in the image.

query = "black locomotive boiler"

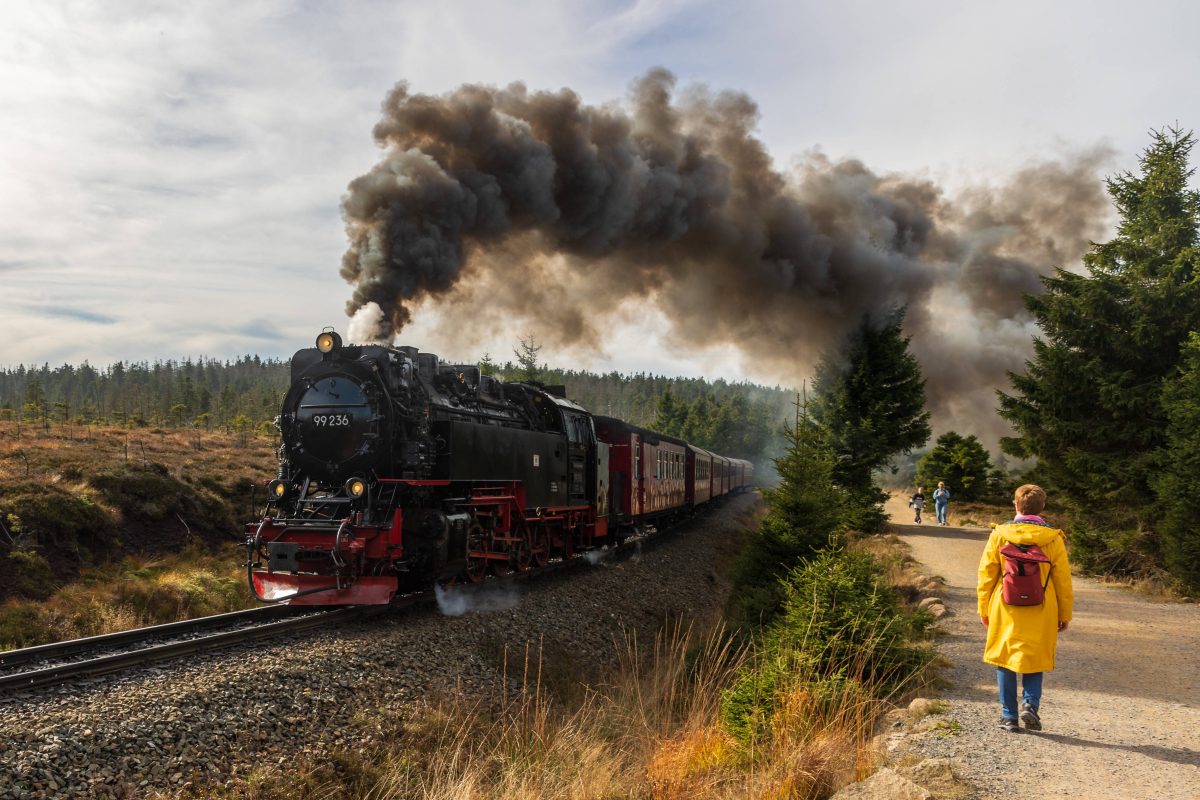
[246,330,752,605]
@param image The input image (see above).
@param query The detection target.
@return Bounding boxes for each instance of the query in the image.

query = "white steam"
[434,580,521,617]
[347,301,394,345]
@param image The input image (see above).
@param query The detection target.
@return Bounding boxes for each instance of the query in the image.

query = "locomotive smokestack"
[340,70,1112,438]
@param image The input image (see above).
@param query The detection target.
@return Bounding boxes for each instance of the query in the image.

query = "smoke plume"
[341,70,1112,442]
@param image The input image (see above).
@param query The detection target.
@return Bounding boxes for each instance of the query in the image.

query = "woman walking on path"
[977,484,1074,733]
[934,481,951,526]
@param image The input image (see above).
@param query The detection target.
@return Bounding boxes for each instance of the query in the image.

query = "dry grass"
[191,621,892,800]
[844,532,941,604]
[1097,570,1186,602]
[0,420,276,500]
[170,524,935,800]
[0,545,256,649]
[0,421,275,648]
[945,500,1013,529]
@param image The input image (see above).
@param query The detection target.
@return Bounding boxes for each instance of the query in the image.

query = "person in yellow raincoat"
[977,484,1074,733]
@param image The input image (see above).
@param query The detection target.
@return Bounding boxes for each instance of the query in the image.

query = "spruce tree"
[999,128,1200,568]
[1154,333,1200,592]
[512,335,542,383]
[810,307,931,527]
[915,431,993,501]
[729,404,846,630]
[653,387,684,436]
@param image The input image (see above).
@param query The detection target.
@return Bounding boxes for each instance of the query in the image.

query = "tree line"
[0,356,288,435]
[485,334,792,461]
[0,345,795,466]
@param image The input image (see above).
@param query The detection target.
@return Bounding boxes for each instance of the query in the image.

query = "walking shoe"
[998,718,1021,733]
[1020,703,1042,731]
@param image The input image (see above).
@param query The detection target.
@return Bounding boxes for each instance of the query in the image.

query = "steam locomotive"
[246,330,753,605]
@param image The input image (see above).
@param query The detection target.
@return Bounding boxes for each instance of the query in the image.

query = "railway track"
[0,504,717,698]
[0,604,386,696]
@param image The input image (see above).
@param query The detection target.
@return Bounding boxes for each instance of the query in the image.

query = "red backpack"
[998,542,1053,606]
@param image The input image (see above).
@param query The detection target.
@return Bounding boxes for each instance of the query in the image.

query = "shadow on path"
[1032,732,1200,767]
[890,522,990,543]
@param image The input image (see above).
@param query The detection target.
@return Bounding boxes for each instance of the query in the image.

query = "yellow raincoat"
[977,522,1074,673]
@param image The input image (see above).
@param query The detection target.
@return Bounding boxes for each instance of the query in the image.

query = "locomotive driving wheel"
[512,519,533,572]
[465,520,489,583]
[530,525,551,568]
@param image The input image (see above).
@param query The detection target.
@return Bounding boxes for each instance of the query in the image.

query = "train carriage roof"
[593,415,687,448]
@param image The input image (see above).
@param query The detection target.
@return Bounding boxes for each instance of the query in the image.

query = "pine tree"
[729,400,847,630]
[22,377,44,423]
[1153,333,1200,592]
[810,308,930,527]
[653,387,684,435]
[915,431,993,501]
[999,128,1200,566]
[513,335,542,383]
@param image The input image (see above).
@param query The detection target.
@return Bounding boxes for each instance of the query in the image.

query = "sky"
[2,0,1198,392]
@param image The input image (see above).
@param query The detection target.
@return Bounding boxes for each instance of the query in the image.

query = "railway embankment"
[0,494,758,799]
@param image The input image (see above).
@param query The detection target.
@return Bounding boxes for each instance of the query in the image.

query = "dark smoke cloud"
[341,69,1112,444]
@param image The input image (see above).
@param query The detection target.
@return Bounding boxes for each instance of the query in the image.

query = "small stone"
[916,597,943,611]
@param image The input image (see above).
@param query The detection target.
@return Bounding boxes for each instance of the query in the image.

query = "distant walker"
[933,481,951,526]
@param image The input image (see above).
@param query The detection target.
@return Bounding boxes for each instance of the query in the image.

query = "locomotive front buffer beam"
[247,518,400,606]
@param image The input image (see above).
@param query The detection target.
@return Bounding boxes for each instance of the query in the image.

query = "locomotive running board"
[252,573,398,606]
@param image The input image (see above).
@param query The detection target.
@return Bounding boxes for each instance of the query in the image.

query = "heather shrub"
[0,603,54,650]
[8,549,55,600]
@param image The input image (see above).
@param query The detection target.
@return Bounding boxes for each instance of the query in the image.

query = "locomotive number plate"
[312,413,352,427]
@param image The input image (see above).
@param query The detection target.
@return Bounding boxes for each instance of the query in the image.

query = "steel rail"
[0,605,299,672]
[0,606,379,696]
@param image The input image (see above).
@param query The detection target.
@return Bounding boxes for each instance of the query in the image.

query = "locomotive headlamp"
[344,477,366,499]
[316,330,343,354]
[267,479,288,502]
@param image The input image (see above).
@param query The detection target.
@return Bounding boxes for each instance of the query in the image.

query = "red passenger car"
[687,445,714,507]
[594,416,688,528]
[729,458,754,492]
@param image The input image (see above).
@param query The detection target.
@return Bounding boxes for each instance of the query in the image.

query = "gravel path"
[886,495,1200,799]
[0,494,759,799]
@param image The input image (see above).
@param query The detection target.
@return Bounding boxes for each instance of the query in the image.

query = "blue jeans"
[936,502,948,524]
[997,667,1043,720]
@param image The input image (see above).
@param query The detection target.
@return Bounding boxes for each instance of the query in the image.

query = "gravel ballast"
[0,494,759,799]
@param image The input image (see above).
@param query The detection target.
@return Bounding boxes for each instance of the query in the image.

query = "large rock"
[907,697,938,717]
[830,767,932,800]
[901,757,955,785]
[916,596,943,611]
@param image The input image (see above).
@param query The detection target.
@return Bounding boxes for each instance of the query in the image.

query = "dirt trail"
[885,494,1200,799]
